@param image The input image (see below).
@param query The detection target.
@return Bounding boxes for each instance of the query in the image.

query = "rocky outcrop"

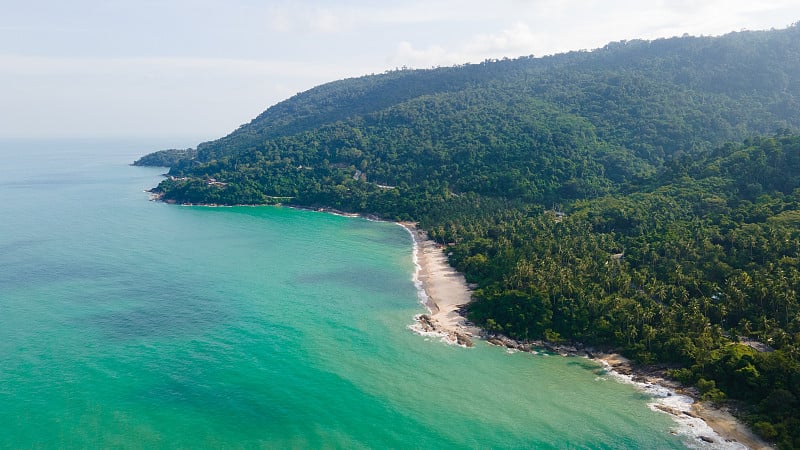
[482,334,604,359]
[455,332,473,347]
[413,314,473,347]
[417,314,437,333]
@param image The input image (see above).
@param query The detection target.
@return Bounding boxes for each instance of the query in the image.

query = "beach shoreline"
[399,222,480,347]
[399,220,771,449]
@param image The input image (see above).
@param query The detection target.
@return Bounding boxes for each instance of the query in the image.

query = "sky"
[1,1,799,143]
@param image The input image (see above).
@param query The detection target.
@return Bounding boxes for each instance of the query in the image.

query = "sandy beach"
[692,403,772,449]
[400,223,480,346]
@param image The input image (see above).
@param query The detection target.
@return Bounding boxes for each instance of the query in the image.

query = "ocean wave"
[398,224,431,311]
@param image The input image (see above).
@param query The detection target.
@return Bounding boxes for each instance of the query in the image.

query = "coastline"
[143,197,772,449]
[399,221,771,449]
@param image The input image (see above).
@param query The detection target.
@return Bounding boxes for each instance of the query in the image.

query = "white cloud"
[388,1,800,68]
[463,22,539,56]
[390,22,542,68]
[267,9,294,33]
[309,8,352,33]
[261,1,503,34]
[264,4,357,33]
[392,42,453,68]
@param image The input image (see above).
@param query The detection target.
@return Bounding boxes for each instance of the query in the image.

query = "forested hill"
[150,23,800,173]
[145,24,800,206]
[140,23,800,448]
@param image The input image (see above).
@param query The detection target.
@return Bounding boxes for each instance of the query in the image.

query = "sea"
[0,139,697,448]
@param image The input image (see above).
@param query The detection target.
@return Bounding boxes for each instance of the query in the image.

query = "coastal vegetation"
[141,24,800,447]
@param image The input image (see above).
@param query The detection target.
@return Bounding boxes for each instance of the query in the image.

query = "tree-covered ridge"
[156,88,647,212]
[142,24,800,447]
[183,24,799,169]
[159,25,800,207]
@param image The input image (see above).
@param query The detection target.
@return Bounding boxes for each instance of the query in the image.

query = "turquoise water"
[0,139,686,448]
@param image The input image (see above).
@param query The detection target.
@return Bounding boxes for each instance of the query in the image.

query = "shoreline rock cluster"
[414,313,474,347]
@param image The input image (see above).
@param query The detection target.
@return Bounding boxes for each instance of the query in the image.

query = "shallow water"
[0,139,687,448]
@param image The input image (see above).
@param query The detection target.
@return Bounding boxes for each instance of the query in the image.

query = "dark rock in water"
[496,335,520,348]
[700,436,715,443]
[415,314,473,347]
[485,335,519,349]
[614,365,633,376]
[455,332,473,347]
[487,337,505,347]
[417,314,436,332]
[654,404,683,417]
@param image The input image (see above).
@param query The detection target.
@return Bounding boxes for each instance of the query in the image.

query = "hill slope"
[147,24,800,208]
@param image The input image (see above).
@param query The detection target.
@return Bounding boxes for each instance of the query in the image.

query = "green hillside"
[142,24,800,447]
